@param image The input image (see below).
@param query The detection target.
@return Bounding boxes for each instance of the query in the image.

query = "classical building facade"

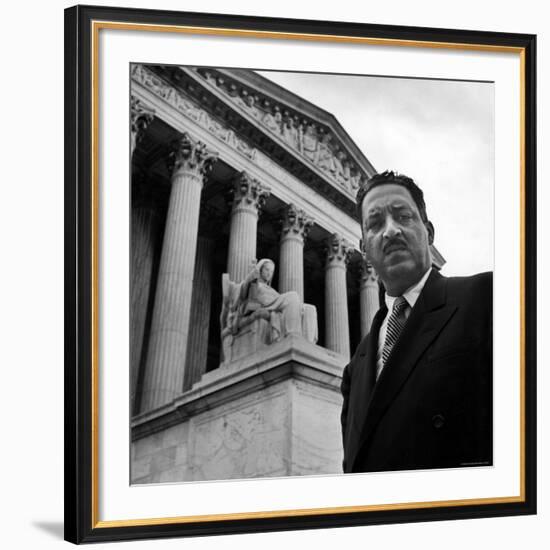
[130,64,443,483]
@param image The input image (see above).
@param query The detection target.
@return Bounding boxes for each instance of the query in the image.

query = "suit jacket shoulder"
[341,269,493,473]
[445,271,492,303]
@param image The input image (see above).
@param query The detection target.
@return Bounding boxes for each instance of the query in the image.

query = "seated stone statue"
[220,259,318,363]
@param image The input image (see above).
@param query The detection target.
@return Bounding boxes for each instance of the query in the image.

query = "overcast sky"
[256,70,494,277]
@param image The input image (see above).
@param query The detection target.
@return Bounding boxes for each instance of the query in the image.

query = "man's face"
[361,184,433,295]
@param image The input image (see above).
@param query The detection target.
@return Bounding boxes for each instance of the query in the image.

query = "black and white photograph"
[58,2,537,545]
[2,0,545,546]
[130,64,494,484]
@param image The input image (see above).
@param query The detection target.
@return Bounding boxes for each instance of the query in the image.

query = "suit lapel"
[351,270,457,471]
[345,306,386,470]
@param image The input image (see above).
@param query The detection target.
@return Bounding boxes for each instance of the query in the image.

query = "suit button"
[432,414,445,429]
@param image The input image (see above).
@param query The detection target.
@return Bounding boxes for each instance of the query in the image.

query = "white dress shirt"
[376,268,433,379]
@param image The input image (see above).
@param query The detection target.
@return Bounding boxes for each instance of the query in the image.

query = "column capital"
[360,261,379,287]
[280,204,314,242]
[131,96,155,153]
[168,133,218,181]
[230,171,270,214]
[325,234,352,268]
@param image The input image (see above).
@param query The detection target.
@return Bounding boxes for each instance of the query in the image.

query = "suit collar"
[384,266,432,312]
[349,269,457,471]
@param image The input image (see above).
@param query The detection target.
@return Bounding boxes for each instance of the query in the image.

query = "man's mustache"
[383,238,408,253]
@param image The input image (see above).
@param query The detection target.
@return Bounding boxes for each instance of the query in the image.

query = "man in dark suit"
[341,171,492,473]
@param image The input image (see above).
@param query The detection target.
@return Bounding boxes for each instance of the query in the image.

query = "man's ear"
[425,221,435,245]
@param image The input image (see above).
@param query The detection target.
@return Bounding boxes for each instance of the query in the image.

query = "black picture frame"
[64,4,537,544]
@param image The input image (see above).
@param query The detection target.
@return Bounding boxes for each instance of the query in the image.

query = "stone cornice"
[131,64,365,219]
[131,336,345,440]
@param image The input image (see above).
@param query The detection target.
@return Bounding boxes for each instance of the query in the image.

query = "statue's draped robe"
[220,272,318,365]
[241,281,302,340]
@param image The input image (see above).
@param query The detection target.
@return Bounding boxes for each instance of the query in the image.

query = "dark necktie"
[380,296,409,373]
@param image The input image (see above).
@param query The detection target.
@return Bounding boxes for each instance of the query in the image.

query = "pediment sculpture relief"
[196,69,367,193]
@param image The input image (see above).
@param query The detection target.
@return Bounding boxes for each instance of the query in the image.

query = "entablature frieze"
[131,64,373,220]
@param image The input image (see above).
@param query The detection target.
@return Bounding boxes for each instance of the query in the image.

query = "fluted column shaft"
[279,204,313,301]
[325,235,352,360]
[130,202,158,409]
[279,234,303,298]
[141,135,217,411]
[227,204,258,283]
[227,173,270,282]
[130,98,155,413]
[359,263,379,338]
[183,236,214,391]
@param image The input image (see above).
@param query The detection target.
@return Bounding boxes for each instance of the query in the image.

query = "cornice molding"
[131,63,364,219]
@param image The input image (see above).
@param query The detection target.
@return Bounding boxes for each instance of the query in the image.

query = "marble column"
[141,134,218,412]
[359,261,379,338]
[325,234,352,360]
[130,96,155,156]
[130,100,155,412]
[278,204,313,301]
[226,172,270,282]
[183,234,214,391]
[130,176,161,412]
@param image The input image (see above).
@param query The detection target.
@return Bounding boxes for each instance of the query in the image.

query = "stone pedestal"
[278,204,313,301]
[325,234,352,360]
[141,134,218,412]
[359,262,379,338]
[226,172,270,283]
[131,337,345,483]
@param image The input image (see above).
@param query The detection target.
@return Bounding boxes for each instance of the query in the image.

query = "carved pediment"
[194,68,376,197]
